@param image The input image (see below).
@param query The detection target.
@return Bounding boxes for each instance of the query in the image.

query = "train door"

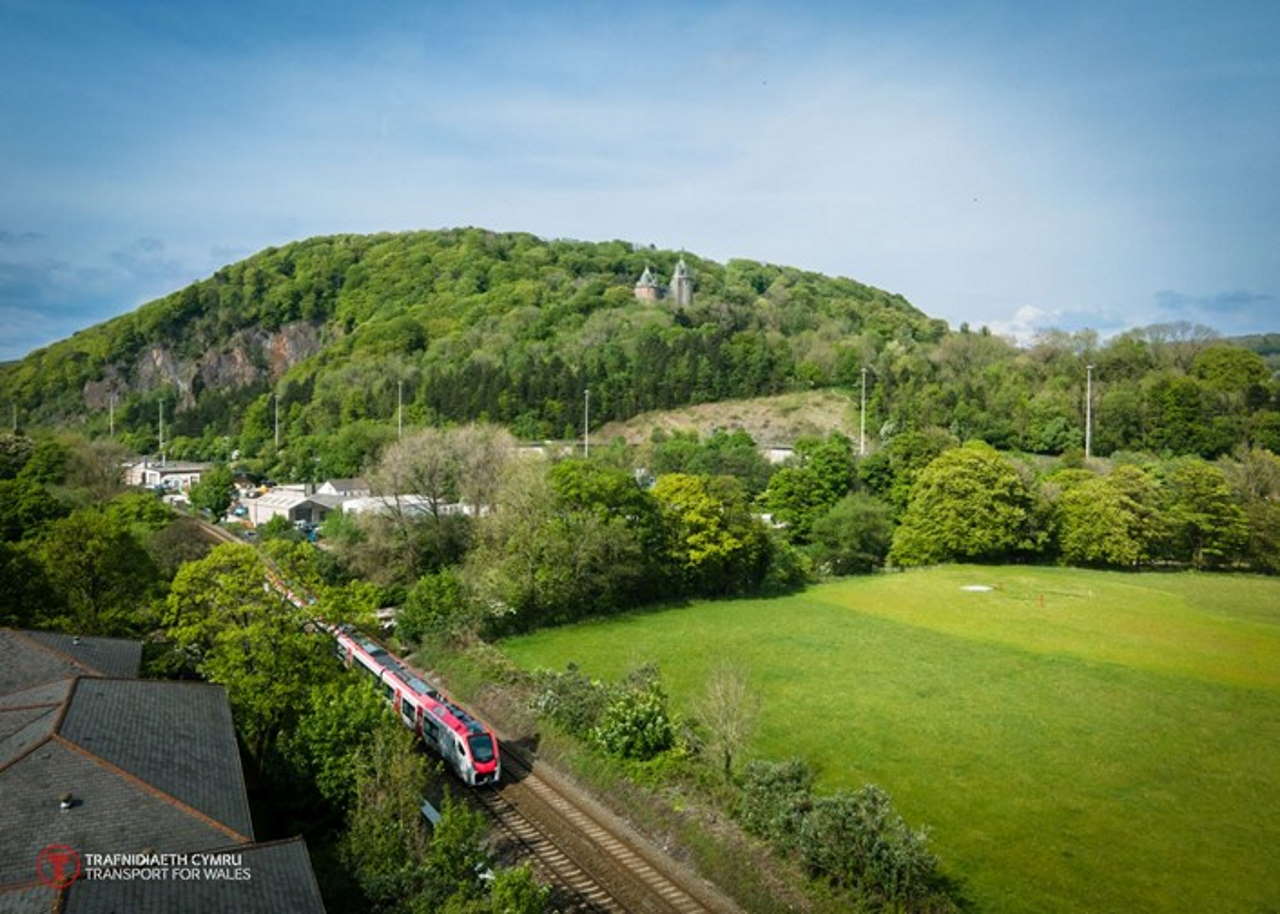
[398,694,416,731]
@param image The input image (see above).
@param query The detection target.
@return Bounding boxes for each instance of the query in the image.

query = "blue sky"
[1,0,1277,360]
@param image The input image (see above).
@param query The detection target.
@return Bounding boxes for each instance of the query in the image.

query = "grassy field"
[499,566,1280,914]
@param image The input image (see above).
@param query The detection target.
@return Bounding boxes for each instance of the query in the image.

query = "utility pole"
[108,394,115,437]
[397,380,403,440]
[583,388,590,458]
[158,399,164,460]
[274,393,280,449]
[1085,364,1094,460]
[859,367,868,457]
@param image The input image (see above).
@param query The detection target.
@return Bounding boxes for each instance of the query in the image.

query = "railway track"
[477,746,730,914]
[192,518,738,914]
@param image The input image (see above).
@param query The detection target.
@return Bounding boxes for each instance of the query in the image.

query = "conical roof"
[636,265,659,287]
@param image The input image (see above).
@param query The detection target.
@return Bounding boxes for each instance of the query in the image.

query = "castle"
[634,258,693,306]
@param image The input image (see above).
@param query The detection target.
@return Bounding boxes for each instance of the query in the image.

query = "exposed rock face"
[81,321,324,410]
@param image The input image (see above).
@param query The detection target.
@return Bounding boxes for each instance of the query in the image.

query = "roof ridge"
[6,630,107,678]
[0,731,54,775]
[205,834,307,853]
[50,732,252,844]
[0,701,63,713]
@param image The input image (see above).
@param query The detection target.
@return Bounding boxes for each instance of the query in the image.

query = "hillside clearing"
[594,388,860,446]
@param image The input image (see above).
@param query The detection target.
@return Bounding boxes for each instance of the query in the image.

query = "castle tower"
[634,265,663,302]
[670,258,692,306]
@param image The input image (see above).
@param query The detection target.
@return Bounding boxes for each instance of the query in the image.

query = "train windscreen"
[469,734,495,763]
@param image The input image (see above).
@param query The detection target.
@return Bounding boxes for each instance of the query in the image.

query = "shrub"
[593,685,674,760]
[529,664,613,732]
[800,785,948,906]
[736,758,815,852]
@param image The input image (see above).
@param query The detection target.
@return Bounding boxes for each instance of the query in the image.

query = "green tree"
[808,492,894,574]
[486,865,550,914]
[17,437,71,485]
[39,508,159,635]
[340,724,432,909]
[1057,465,1165,567]
[467,461,652,630]
[0,478,67,541]
[164,543,338,760]
[0,432,35,479]
[1161,459,1249,568]
[190,463,235,518]
[889,443,1045,566]
[398,566,467,644]
[0,541,57,628]
[652,473,770,595]
[281,678,397,810]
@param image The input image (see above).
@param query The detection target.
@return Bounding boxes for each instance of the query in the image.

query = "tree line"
[7,229,1276,488]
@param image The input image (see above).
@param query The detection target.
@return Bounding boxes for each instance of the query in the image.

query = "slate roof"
[0,739,236,886]
[0,678,254,883]
[20,632,142,680]
[59,837,327,914]
[0,630,325,914]
[59,679,255,839]
[0,629,102,696]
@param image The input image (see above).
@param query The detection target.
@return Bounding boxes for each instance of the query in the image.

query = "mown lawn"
[499,565,1280,914]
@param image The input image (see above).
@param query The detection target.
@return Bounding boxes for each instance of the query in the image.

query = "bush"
[398,567,467,644]
[800,785,949,907]
[736,758,815,852]
[593,685,674,761]
[760,533,813,594]
[529,664,613,732]
[808,493,893,574]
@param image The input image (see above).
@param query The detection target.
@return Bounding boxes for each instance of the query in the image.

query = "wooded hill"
[2,228,1277,479]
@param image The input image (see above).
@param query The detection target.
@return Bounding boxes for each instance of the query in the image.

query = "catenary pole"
[584,388,590,458]
[860,367,868,456]
[1085,364,1094,459]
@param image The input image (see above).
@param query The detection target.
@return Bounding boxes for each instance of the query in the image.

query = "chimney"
[59,792,74,811]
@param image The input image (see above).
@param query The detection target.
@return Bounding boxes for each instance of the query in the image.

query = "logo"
[36,844,81,889]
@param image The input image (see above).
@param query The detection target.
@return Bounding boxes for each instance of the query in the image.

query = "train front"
[469,730,500,785]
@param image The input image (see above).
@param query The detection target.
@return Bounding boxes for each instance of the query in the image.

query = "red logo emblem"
[35,844,81,888]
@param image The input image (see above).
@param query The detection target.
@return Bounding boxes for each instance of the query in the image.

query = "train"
[253,553,501,787]
[331,625,501,786]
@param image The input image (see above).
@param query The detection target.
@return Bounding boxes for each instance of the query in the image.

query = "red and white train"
[331,626,501,786]
[256,557,500,786]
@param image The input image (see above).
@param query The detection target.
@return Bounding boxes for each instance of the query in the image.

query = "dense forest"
[3,228,1277,481]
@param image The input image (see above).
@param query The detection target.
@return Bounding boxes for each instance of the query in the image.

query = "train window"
[400,698,414,721]
[381,681,393,700]
[468,735,494,763]
[424,719,439,740]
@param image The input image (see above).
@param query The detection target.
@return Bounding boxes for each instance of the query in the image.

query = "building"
[633,259,693,305]
[124,459,212,491]
[0,629,326,913]
[339,495,478,518]
[317,478,370,498]
[245,490,344,526]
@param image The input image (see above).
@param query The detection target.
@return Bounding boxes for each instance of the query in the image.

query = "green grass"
[499,565,1280,914]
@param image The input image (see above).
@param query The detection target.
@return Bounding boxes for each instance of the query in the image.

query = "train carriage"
[335,628,501,786]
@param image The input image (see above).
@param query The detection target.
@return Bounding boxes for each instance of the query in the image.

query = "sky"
[1,0,1278,360]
